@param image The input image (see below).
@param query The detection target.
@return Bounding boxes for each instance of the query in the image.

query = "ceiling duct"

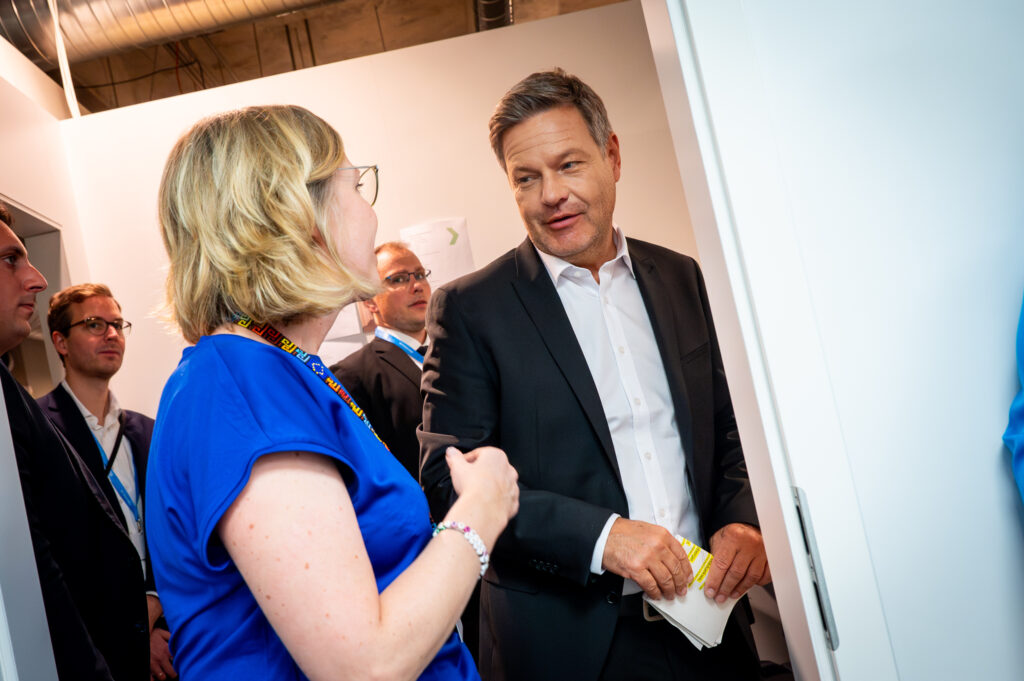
[0,0,326,69]
[475,0,512,31]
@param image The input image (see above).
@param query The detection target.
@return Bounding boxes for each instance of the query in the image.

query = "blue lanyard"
[92,430,142,532]
[374,327,424,364]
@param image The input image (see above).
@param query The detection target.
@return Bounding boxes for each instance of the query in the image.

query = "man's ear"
[362,298,379,316]
[606,132,622,182]
[51,330,68,359]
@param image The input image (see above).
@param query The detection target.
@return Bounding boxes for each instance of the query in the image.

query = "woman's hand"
[445,446,519,535]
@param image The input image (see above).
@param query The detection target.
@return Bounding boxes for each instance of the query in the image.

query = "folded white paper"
[642,536,738,649]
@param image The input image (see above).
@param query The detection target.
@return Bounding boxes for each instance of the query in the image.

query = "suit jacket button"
[605,592,619,605]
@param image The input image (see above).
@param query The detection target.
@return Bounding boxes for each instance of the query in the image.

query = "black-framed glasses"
[383,269,430,287]
[338,164,379,206]
[65,317,132,337]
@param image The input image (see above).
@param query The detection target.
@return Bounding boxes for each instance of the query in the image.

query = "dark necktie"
[417,345,428,356]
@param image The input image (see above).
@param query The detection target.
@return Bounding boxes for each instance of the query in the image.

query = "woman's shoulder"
[161,335,323,429]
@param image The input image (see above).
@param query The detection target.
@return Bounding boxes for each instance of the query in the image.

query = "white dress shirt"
[535,229,701,595]
[63,380,147,578]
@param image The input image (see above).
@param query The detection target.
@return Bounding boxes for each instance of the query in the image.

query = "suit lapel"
[373,338,422,388]
[49,408,133,538]
[510,240,618,473]
[46,385,129,524]
[122,413,148,505]
[629,241,695,461]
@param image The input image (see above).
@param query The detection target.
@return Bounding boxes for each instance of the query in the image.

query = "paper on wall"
[642,536,739,649]
[399,217,475,289]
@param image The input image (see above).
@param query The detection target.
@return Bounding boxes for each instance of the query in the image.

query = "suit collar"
[59,378,120,428]
[375,326,426,350]
[44,383,141,535]
[532,226,636,285]
[511,239,618,472]
[43,386,134,539]
[372,337,421,387]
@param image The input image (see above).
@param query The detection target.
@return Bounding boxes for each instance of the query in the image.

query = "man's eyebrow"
[509,148,589,174]
[0,243,27,258]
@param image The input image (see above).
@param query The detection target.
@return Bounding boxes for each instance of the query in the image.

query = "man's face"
[502,105,621,271]
[367,249,431,336]
[0,222,47,354]
[53,296,126,380]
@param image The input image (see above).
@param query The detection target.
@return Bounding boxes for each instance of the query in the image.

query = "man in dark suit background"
[419,69,770,680]
[331,242,432,479]
[38,283,176,680]
[331,242,486,658]
[0,203,150,680]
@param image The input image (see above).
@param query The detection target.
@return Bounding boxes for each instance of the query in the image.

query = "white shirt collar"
[62,379,121,429]
[534,226,635,285]
[376,326,428,350]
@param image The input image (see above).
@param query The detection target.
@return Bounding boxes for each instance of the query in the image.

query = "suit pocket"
[681,341,710,365]
[483,569,540,594]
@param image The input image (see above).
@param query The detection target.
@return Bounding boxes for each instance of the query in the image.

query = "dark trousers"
[599,597,761,681]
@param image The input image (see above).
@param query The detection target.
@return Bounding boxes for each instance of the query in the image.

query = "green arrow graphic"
[447,227,459,245]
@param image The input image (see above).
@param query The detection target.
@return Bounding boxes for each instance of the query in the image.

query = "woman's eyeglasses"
[338,164,379,206]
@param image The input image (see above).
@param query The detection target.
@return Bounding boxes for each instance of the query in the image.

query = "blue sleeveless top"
[146,334,476,680]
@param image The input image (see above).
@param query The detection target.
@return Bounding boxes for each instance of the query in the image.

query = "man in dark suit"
[420,70,770,680]
[0,204,150,680]
[331,242,431,479]
[332,242,484,660]
[39,283,176,680]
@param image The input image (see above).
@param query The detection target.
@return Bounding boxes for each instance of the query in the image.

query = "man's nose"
[25,262,47,293]
[540,173,569,206]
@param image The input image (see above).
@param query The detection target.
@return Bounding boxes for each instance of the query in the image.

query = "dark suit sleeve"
[3,373,115,680]
[420,286,612,585]
[16,448,115,680]
[420,286,496,519]
[696,262,759,534]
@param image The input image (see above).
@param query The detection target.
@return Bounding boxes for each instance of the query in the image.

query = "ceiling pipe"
[476,0,512,32]
[0,0,326,68]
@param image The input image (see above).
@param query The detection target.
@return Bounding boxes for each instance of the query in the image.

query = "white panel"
[677,0,1024,679]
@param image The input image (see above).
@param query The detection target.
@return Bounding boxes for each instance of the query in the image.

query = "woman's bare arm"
[219,447,516,681]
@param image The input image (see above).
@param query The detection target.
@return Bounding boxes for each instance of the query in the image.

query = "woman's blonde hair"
[158,105,378,344]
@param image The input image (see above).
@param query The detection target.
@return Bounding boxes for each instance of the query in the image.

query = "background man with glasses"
[331,242,431,480]
[331,241,484,660]
[1,204,150,680]
[38,283,176,680]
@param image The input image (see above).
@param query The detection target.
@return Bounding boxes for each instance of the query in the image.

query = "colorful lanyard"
[374,327,425,365]
[92,428,142,533]
[232,314,389,451]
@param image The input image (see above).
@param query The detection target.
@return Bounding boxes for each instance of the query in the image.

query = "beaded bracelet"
[432,521,489,578]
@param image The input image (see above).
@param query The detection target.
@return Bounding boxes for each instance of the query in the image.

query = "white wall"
[0,60,92,387]
[668,1,1024,679]
[57,0,694,416]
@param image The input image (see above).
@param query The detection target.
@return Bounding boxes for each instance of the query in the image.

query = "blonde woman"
[146,105,518,680]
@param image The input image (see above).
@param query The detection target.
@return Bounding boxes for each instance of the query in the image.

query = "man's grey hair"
[488,68,613,172]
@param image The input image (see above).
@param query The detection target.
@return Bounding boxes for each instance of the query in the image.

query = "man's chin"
[0,326,31,356]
